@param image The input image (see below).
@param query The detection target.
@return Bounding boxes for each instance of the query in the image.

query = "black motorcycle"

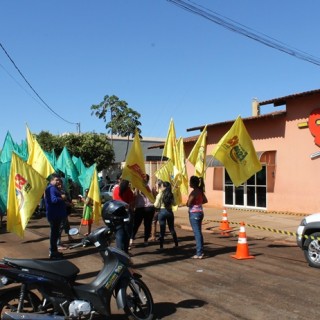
[0,200,154,320]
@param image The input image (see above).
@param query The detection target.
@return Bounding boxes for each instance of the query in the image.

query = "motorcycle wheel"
[0,288,41,316]
[123,277,154,320]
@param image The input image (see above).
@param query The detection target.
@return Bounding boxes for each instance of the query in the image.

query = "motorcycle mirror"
[69,228,79,236]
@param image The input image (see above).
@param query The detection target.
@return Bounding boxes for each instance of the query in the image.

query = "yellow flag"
[155,159,174,183]
[162,119,182,188]
[162,118,177,164]
[177,138,188,195]
[26,126,55,179]
[122,131,155,202]
[187,125,207,178]
[154,160,181,211]
[7,153,47,238]
[211,116,262,187]
[87,165,102,224]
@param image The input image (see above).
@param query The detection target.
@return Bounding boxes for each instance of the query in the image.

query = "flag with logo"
[211,116,262,187]
[7,153,47,238]
[26,126,55,179]
[87,165,102,223]
[187,125,207,178]
[122,130,154,202]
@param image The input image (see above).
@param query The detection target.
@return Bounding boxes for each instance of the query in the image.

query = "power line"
[0,42,79,126]
[167,0,320,67]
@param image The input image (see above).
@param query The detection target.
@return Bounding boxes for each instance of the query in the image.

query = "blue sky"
[1,0,320,144]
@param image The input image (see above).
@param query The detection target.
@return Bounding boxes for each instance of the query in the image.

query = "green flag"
[78,163,95,194]
[0,161,10,213]
[72,156,86,175]
[0,132,16,163]
[56,147,79,184]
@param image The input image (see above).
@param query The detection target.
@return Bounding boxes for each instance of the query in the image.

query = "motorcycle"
[0,223,154,320]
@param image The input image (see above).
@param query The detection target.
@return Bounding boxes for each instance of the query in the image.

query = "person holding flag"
[44,173,67,260]
[112,178,135,253]
[131,174,156,247]
[187,175,208,259]
[81,188,93,236]
[154,180,178,250]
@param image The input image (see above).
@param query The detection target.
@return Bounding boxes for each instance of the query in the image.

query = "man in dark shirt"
[45,173,67,259]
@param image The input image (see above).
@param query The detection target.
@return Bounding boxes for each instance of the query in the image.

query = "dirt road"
[0,213,318,320]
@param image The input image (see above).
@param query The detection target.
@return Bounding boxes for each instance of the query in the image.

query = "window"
[224,166,266,209]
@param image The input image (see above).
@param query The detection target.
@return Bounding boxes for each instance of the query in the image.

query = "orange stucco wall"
[184,93,320,214]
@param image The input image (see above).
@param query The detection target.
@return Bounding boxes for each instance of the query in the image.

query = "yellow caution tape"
[203,219,319,240]
[205,219,297,236]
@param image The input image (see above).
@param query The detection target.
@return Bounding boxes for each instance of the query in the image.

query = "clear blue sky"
[1,0,320,144]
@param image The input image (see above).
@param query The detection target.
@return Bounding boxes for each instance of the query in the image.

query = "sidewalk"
[174,206,306,243]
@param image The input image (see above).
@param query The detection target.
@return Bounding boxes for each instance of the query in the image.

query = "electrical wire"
[0,62,54,111]
[0,42,78,125]
[167,0,320,67]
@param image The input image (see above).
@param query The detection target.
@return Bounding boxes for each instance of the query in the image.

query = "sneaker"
[144,242,148,246]
[49,252,64,260]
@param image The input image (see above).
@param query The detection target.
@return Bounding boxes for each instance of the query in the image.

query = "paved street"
[0,209,318,320]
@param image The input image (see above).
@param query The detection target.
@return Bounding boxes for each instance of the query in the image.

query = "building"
[184,88,320,214]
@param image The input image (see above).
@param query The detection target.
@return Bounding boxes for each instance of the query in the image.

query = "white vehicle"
[100,184,115,203]
[296,213,320,268]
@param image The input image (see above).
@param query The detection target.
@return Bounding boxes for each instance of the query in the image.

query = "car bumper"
[296,226,305,248]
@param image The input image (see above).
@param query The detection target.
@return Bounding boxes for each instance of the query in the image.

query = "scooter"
[0,226,154,320]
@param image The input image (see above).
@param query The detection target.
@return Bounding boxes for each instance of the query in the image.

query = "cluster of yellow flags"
[154,119,189,209]
[157,116,261,200]
[7,126,101,238]
[7,126,55,238]
[8,116,261,238]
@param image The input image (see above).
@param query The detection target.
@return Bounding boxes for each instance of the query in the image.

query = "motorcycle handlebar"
[68,227,113,250]
[68,238,91,249]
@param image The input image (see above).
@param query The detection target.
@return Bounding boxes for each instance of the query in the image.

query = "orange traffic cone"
[219,208,232,235]
[231,222,255,260]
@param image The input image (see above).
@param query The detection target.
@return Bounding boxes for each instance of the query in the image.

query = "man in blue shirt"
[45,173,67,259]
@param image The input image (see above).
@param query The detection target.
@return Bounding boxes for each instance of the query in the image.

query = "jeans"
[132,206,155,242]
[158,208,178,248]
[189,211,204,256]
[58,217,71,245]
[115,224,130,253]
[115,211,133,253]
[48,218,63,254]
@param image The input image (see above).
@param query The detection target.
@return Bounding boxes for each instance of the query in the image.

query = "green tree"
[36,131,62,153]
[90,95,142,159]
[35,132,114,172]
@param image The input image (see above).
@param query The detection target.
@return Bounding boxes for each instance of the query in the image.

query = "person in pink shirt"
[187,175,208,259]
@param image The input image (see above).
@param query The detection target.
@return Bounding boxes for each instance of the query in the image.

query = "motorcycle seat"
[4,258,80,278]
